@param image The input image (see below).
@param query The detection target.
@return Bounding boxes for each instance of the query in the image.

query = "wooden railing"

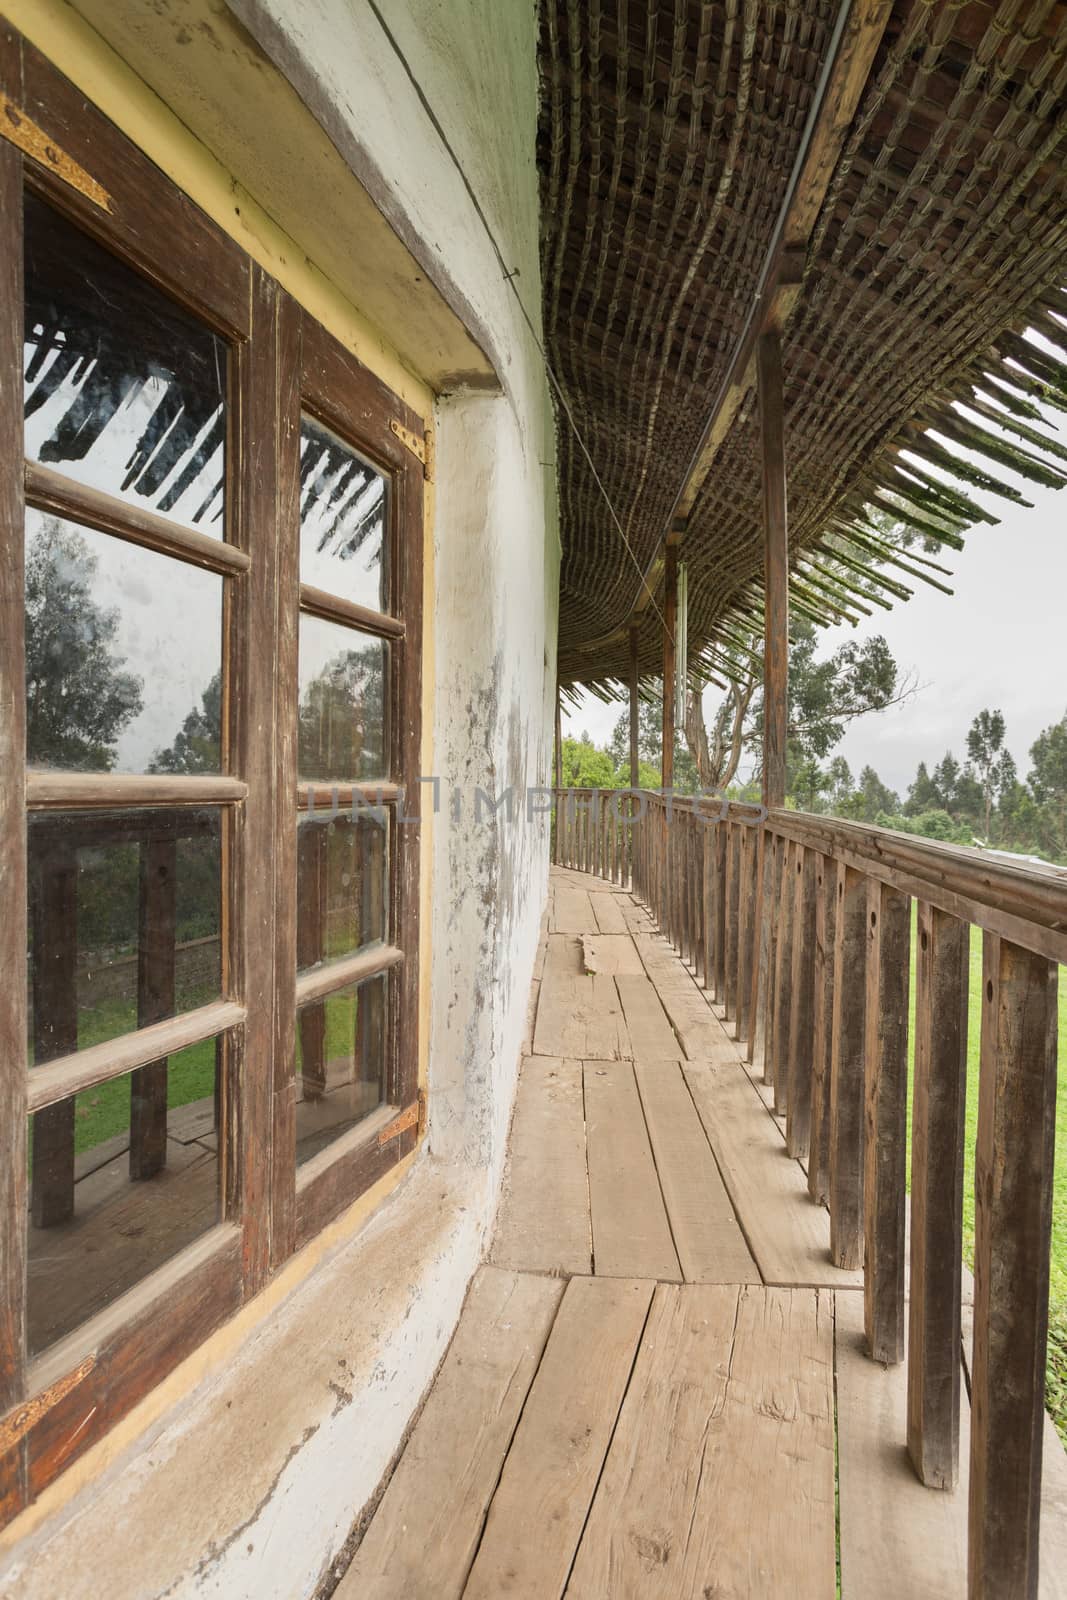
[551,786,1064,1598]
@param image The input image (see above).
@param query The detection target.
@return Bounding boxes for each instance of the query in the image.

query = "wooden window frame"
[0,24,424,1524]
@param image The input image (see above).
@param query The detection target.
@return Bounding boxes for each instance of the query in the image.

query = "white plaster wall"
[0,2,558,1595]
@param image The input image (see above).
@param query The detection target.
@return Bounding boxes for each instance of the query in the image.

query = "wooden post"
[759,328,788,811]
[786,845,817,1160]
[771,838,795,1115]
[749,830,774,1074]
[808,854,837,1206]
[554,686,563,791]
[734,826,751,1042]
[968,934,1057,1600]
[761,833,784,1088]
[130,833,177,1181]
[829,864,867,1270]
[908,902,968,1489]
[628,624,640,791]
[662,543,677,790]
[862,880,911,1365]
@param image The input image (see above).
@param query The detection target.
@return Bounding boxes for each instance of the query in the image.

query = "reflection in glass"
[295,973,387,1166]
[24,191,226,530]
[297,810,388,973]
[27,808,222,1066]
[298,616,387,783]
[300,415,387,610]
[24,507,223,774]
[27,1041,222,1355]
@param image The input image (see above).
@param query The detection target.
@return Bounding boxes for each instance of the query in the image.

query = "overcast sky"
[563,424,1067,801]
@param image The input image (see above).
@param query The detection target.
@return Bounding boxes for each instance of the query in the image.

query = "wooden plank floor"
[339,867,1067,1599]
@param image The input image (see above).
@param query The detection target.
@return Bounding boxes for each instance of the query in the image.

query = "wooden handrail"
[548,785,1062,1597]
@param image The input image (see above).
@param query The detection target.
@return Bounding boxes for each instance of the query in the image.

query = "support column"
[628,624,640,790]
[662,543,678,789]
[759,327,788,810]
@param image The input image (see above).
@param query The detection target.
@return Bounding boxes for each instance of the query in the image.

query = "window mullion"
[229,267,295,1291]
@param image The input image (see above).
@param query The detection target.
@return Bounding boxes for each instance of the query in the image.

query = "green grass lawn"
[904,914,1067,1442]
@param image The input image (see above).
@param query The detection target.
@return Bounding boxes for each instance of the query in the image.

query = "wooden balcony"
[333,793,1067,1598]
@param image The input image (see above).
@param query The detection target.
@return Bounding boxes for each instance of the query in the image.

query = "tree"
[24,519,143,769]
[610,682,699,791]
[965,708,1015,839]
[931,752,962,811]
[904,760,940,816]
[151,672,222,773]
[676,621,905,799]
[857,765,899,821]
[1028,710,1067,860]
[298,644,384,779]
[560,733,616,789]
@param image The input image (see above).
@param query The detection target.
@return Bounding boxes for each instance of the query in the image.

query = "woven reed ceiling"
[541,0,1067,691]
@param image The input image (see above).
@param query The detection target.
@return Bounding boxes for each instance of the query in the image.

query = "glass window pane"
[24,507,223,775]
[27,1039,223,1356]
[297,809,388,974]
[295,973,387,1166]
[27,808,223,1066]
[300,414,387,610]
[298,616,388,784]
[24,192,226,532]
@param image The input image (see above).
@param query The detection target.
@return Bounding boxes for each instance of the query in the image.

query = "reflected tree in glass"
[298,640,386,783]
[150,671,222,774]
[24,517,143,770]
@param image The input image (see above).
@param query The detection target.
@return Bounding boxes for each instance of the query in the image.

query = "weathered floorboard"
[584,1060,681,1281]
[567,1284,835,1599]
[633,933,722,1059]
[533,936,630,1059]
[338,1267,564,1600]
[685,1046,862,1289]
[634,1059,760,1284]
[491,1058,592,1277]
[837,1290,969,1599]
[464,1276,652,1600]
[615,971,680,1059]
[580,933,644,975]
[590,891,628,935]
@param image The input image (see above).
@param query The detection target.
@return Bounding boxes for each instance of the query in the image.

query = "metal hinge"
[0,93,111,211]
[390,418,434,483]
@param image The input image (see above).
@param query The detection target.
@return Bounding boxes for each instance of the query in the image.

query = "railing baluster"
[724,823,739,1020]
[743,825,763,1045]
[771,838,796,1115]
[712,819,728,1004]
[701,819,712,991]
[761,832,783,1087]
[734,825,750,1041]
[786,844,817,1160]
[830,863,867,1270]
[908,900,968,1488]
[968,933,1058,1600]
[863,880,911,1364]
[808,853,837,1207]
